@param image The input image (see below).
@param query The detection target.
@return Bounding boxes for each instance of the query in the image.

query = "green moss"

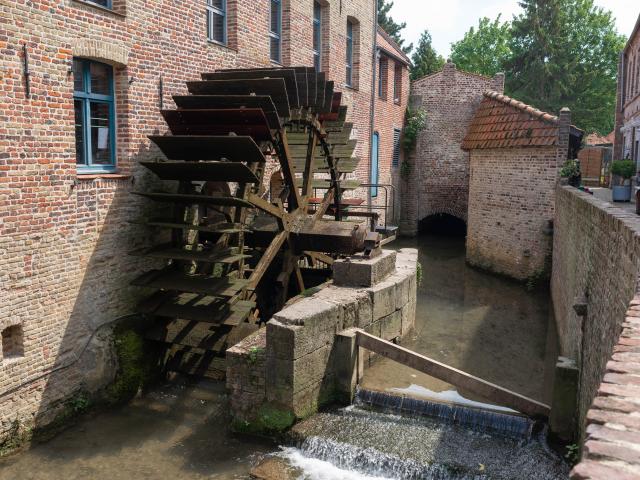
[247,346,264,365]
[102,319,161,405]
[0,420,29,457]
[233,403,295,436]
[416,261,423,287]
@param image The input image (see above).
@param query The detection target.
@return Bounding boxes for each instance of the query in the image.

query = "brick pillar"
[399,94,423,237]
[558,107,572,167]
[492,72,505,93]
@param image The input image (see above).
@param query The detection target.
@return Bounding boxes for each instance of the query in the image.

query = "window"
[207,0,227,44]
[346,20,353,86]
[1,325,24,361]
[73,59,116,172]
[393,63,402,103]
[313,1,322,71]
[392,128,401,167]
[371,132,379,197]
[378,56,388,99]
[270,0,282,63]
[86,0,112,8]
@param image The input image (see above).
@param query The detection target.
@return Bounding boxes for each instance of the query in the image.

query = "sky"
[388,0,639,57]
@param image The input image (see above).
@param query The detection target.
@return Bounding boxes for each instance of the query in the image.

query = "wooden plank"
[275,129,303,210]
[140,161,259,183]
[201,69,299,109]
[172,95,280,130]
[294,219,365,254]
[162,109,272,141]
[355,330,551,418]
[129,220,248,234]
[186,79,290,117]
[133,192,254,208]
[248,230,288,290]
[149,135,265,163]
[129,244,250,264]
[165,345,227,380]
[131,269,249,297]
[295,179,361,190]
[247,192,284,219]
[308,197,364,206]
[303,129,319,200]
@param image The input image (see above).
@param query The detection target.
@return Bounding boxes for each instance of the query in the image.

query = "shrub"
[559,159,580,179]
[610,159,635,182]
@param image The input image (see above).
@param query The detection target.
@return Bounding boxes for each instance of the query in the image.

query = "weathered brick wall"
[0,0,375,439]
[400,63,503,236]
[615,17,640,161]
[552,186,640,443]
[465,147,558,281]
[370,30,409,227]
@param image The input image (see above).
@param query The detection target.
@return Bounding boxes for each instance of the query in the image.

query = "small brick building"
[0,0,380,439]
[400,61,504,236]
[614,13,640,165]
[462,92,581,281]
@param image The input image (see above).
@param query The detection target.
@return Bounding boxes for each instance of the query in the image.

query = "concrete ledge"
[333,250,397,287]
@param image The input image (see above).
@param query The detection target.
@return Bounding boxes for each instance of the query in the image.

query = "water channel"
[0,227,563,479]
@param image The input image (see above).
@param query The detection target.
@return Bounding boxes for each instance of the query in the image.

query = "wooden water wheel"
[131,67,377,379]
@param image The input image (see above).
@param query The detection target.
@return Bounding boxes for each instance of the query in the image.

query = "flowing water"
[1,233,564,479]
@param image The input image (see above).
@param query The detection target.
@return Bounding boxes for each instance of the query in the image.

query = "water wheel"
[131,67,377,379]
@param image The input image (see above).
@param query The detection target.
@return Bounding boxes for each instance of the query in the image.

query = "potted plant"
[610,160,635,202]
[559,159,581,187]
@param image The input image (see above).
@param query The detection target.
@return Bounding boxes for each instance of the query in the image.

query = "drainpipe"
[368,0,378,212]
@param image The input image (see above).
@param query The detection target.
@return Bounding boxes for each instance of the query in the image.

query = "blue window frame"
[313,2,322,71]
[207,0,227,44]
[73,59,116,172]
[86,0,112,8]
[371,132,379,197]
[392,128,401,167]
[270,0,282,63]
[346,20,353,86]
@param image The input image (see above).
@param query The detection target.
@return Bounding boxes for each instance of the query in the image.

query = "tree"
[450,16,512,77]
[410,30,445,80]
[377,0,413,54]
[506,0,626,134]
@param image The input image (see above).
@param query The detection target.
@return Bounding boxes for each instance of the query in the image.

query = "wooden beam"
[275,129,303,211]
[305,251,334,265]
[247,231,287,290]
[247,192,283,219]
[302,129,319,202]
[355,330,551,418]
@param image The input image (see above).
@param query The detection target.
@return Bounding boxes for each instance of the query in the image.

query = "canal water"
[0,232,561,479]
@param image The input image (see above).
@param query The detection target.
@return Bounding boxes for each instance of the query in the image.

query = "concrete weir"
[227,248,418,428]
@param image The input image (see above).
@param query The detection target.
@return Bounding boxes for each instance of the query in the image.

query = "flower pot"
[612,184,632,202]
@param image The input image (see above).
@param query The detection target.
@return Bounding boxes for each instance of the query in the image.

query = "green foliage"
[410,30,445,80]
[565,443,580,465]
[559,159,580,178]
[610,159,635,180]
[505,0,627,134]
[247,346,264,365]
[416,261,423,287]
[377,0,412,54]
[450,16,512,77]
[0,420,28,457]
[233,404,295,436]
[402,107,427,152]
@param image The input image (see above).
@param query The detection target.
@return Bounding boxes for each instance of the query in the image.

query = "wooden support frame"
[355,330,551,418]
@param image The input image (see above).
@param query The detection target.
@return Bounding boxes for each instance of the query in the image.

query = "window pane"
[313,22,321,52]
[208,0,224,9]
[314,53,321,72]
[346,65,352,86]
[208,11,225,42]
[90,62,111,95]
[270,0,281,34]
[74,100,85,165]
[314,2,321,21]
[89,102,112,165]
[73,59,84,92]
[89,0,110,7]
[270,36,281,62]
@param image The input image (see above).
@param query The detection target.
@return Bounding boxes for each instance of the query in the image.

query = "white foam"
[278,447,392,480]
[388,384,518,413]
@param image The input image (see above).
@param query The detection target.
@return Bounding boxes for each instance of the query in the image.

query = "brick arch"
[420,207,467,224]
[72,39,129,67]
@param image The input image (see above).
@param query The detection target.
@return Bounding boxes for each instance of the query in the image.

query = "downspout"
[368,0,378,211]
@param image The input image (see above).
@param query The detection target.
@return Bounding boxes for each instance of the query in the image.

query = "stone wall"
[552,186,640,447]
[400,62,503,235]
[227,248,418,425]
[466,147,559,281]
[0,0,375,440]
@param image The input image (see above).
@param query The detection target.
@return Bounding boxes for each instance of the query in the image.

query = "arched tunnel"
[419,213,467,237]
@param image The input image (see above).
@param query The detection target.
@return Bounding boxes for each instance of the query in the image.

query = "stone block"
[401,299,416,336]
[381,309,402,341]
[367,279,397,320]
[333,250,397,287]
[333,329,363,403]
[314,285,373,330]
[266,319,334,361]
[549,356,579,443]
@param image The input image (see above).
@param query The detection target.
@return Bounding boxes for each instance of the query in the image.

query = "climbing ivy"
[402,107,427,153]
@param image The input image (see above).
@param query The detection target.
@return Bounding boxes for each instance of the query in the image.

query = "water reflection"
[362,234,556,404]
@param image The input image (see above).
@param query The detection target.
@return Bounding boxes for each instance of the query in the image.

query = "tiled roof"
[584,131,614,146]
[462,91,559,150]
[376,25,411,65]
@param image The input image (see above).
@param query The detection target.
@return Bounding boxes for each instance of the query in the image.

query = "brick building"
[370,26,410,229]
[400,61,504,236]
[0,0,379,439]
[462,92,581,281]
[615,13,640,165]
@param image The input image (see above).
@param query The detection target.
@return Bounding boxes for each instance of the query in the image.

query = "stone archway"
[419,212,467,236]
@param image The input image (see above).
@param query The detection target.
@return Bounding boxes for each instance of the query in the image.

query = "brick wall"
[615,15,640,162]
[400,62,503,236]
[552,187,640,447]
[465,147,559,281]
[369,30,409,227]
[0,0,375,439]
